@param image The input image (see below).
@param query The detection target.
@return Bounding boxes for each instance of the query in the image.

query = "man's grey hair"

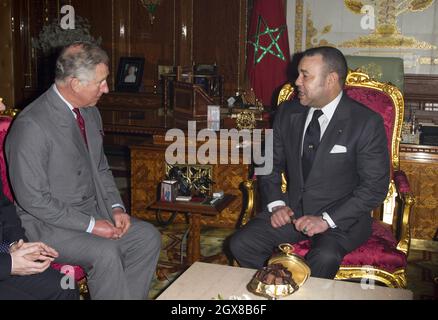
[55,42,109,85]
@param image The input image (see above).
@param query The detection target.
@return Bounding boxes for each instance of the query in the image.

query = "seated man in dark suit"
[230,46,389,279]
[0,178,79,299]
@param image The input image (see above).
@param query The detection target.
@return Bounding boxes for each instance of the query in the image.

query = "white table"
[157,262,413,300]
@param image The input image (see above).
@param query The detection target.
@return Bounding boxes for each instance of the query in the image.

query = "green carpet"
[149,225,234,299]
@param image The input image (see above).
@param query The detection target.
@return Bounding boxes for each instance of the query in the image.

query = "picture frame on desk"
[194,64,217,75]
[158,65,175,80]
[158,65,176,108]
[116,57,145,92]
[207,105,221,131]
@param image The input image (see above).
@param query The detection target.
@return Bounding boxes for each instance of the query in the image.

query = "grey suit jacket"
[260,93,390,234]
[5,86,123,239]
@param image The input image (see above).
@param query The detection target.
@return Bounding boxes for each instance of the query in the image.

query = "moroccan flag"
[247,0,290,107]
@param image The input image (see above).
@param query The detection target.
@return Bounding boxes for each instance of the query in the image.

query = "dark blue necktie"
[0,242,9,253]
[302,110,323,181]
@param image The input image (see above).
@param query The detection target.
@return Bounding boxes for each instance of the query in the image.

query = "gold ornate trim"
[336,266,407,289]
[235,111,256,131]
[78,278,89,299]
[396,192,415,254]
[277,83,294,106]
[294,0,304,53]
[240,179,255,226]
[0,109,20,118]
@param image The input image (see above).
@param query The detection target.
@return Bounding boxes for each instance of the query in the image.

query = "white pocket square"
[330,145,347,154]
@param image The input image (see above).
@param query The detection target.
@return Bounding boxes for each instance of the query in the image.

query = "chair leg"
[78,278,90,300]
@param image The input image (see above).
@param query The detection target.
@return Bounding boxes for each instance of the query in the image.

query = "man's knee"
[94,242,123,266]
[229,231,247,259]
[137,222,162,252]
[57,287,80,300]
[147,227,161,255]
[306,248,344,278]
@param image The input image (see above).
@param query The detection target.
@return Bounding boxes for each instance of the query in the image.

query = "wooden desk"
[149,195,236,264]
[400,144,438,240]
[130,141,250,229]
[157,262,413,300]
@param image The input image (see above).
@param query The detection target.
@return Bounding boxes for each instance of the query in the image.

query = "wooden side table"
[149,194,236,265]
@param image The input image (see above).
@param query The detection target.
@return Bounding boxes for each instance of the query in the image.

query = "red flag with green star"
[247,0,290,107]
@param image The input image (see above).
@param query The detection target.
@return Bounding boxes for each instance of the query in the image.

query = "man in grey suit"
[230,46,390,278]
[5,42,161,299]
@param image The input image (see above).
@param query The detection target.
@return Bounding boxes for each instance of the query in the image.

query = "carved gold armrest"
[393,170,415,255]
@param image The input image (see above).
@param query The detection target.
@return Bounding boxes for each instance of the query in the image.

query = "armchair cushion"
[51,263,86,282]
[292,220,407,273]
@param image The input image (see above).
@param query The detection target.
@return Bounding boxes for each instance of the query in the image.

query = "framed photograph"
[207,105,221,131]
[194,64,217,75]
[116,57,145,92]
[158,65,175,80]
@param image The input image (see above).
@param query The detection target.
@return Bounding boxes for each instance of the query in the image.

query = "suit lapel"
[290,109,308,186]
[80,108,99,162]
[45,88,90,158]
[310,95,350,176]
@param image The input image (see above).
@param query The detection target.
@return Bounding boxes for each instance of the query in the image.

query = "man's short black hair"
[303,46,348,87]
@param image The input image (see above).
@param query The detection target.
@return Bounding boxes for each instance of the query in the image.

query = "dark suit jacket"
[260,93,390,246]
[0,178,26,280]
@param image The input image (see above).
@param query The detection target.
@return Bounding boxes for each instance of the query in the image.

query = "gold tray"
[247,244,311,299]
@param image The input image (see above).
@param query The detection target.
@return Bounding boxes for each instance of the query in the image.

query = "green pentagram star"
[248,15,287,65]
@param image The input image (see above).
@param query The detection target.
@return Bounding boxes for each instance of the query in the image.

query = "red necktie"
[73,108,88,147]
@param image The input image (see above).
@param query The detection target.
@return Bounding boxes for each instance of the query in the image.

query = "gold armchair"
[242,71,415,288]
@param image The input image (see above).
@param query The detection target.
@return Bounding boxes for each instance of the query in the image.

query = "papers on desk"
[176,196,192,202]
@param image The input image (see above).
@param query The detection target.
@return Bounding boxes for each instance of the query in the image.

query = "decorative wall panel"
[286,0,438,75]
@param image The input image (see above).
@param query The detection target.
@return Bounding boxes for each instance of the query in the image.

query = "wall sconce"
[140,0,161,25]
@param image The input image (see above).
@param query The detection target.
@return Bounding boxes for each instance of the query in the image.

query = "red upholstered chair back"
[344,74,403,176]
[344,88,394,156]
[0,116,14,202]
